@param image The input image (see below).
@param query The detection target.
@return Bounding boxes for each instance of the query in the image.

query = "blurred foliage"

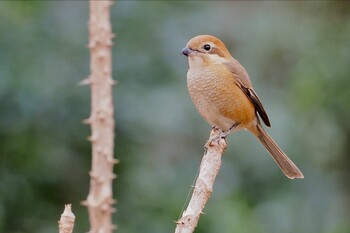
[0,1,349,233]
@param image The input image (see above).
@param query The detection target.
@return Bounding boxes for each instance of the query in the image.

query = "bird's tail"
[255,124,304,179]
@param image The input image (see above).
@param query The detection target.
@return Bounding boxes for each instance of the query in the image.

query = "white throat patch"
[208,54,226,64]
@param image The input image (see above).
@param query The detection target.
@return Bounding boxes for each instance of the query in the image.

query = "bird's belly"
[196,100,236,131]
[187,70,256,131]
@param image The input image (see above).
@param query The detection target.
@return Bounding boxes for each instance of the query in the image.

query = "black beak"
[181,47,192,57]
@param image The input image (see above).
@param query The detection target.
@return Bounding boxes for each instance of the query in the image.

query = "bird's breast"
[187,65,256,131]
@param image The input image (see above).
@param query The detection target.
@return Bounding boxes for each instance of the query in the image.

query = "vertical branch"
[82,1,117,233]
[175,129,227,233]
[58,204,75,233]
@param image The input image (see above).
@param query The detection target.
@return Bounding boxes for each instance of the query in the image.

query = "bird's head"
[181,35,233,67]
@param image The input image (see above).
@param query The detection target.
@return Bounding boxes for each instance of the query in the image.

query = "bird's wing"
[223,61,271,127]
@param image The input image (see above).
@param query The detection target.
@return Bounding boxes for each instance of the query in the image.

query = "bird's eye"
[203,44,211,51]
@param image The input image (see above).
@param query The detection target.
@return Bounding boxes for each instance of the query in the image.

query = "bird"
[181,35,303,179]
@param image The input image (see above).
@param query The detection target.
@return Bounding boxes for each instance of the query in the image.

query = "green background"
[0,1,349,233]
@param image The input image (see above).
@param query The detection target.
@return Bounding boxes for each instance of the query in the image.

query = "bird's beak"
[181,47,193,57]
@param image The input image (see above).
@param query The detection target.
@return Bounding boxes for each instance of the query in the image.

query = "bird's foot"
[206,132,225,149]
[207,123,240,147]
[220,122,240,139]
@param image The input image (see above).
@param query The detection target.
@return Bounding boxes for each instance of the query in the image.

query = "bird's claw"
[208,123,240,146]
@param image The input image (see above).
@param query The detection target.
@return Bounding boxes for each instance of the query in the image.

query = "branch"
[175,128,227,233]
[58,204,75,233]
[82,1,117,233]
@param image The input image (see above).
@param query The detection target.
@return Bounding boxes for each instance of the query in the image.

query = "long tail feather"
[255,124,304,179]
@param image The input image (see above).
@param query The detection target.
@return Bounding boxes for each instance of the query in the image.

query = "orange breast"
[187,64,256,131]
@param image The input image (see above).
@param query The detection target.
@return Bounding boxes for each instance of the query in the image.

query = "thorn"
[98,50,106,59]
[82,117,93,124]
[79,77,92,85]
[98,176,105,183]
[97,111,106,121]
[87,41,96,49]
[87,134,98,142]
[89,171,98,179]
[96,146,104,155]
[106,39,113,46]
[103,67,110,74]
[108,158,119,164]
[109,78,117,85]
[109,199,117,205]
[81,200,88,206]
[100,203,109,211]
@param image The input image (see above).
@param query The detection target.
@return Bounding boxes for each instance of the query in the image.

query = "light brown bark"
[175,129,227,233]
[82,1,117,233]
[58,204,75,233]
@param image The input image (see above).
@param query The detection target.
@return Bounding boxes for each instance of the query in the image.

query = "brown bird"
[182,35,303,179]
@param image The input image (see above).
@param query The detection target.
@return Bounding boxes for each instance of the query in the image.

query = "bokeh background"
[1,1,349,233]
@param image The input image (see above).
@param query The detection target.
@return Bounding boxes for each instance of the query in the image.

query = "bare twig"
[82,1,117,233]
[175,128,227,233]
[58,204,75,233]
